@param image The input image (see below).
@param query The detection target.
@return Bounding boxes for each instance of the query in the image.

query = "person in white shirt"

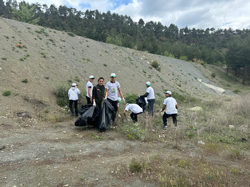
[160,91,178,129]
[68,83,81,116]
[105,73,125,122]
[140,81,155,117]
[86,75,94,104]
[124,103,143,123]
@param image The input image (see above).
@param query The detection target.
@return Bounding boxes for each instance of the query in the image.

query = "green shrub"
[129,158,142,173]
[211,73,216,78]
[180,56,188,61]
[103,64,107,67]
[3,90,11,96]
[54,85,69,106]
[125,93,138,103]
[2,58,7,60]
[21,78,28,83]
[151,60,161,71]
[67,32,75,37]
[233,89,240,94]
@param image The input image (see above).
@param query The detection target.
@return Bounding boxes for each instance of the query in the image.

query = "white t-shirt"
[105,81,120,101]
[86,81,93,97]
[146,86,155,100]
[125,104,143,114]
[163,97,178,114]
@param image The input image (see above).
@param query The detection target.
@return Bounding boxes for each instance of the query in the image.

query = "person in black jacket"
[92,77,105,111]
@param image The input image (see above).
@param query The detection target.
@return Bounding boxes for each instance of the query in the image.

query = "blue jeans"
[147,99,155,117]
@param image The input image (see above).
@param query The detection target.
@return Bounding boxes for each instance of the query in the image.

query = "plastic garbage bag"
[98,99,115,132]
[136,96,146,112]
[75,105,99,127]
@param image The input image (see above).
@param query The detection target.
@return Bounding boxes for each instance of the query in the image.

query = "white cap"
[164,91,172,95]
[89,75,94,79]
[146,81,150,86]
[110,73,116,77]
[72,83,76,86]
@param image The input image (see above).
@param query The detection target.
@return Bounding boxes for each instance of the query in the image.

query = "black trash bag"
[79,104,93,115]
[136,96,146,112]
[75,105,99,127]
[98,99,115,132]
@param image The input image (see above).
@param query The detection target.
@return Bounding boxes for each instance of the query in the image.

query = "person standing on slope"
[68,83,81,117]
[105,73,125,122]
[86,75,94,104]
[140,81,155,117]
[92,77,105,111]
[160,91,178,130]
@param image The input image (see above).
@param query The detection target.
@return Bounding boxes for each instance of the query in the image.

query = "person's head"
[164,91,172,97]
[98,77,104,86]
[72,83,77,87]
[110,73,116,83]
[146,81,150,88]
[89,75,94,82]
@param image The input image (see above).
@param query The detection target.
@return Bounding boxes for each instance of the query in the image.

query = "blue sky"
[21,0,250,29]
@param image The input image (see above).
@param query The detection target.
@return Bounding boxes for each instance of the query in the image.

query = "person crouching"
[123,103,143,123]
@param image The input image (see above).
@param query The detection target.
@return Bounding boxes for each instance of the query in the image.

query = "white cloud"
[11,0,250,29]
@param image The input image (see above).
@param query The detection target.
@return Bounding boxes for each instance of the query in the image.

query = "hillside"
[1,18,250,187]
[0,18,228,116]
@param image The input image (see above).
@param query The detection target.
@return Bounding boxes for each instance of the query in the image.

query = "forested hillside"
[1,0,250,84]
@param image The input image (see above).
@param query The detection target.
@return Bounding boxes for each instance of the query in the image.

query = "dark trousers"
[147,99,155,117]
[69,100,78,116]
[163,113,177,126]
[130,112,142,123]
[86,96,92,104]
[107,98,117,121]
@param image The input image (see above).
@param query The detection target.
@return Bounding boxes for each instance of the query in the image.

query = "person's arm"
[92,87,96,106]
[140,92,149,97]
[176,104,178,109]
[105,89,108,99]
[88,87,92,100]
[123,110,127,118]
[118,88,126,103]
[161,105,166,112]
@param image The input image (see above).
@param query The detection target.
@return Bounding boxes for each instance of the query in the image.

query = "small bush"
[2,57,7,60]
[233,89,240,94]
[54,85,69,106]
[151,60,161,71]
[45,76,49,79]
[67,32,75,37]
[103,64,107,67]
[22,79,28,83]
[3,90,11,96]
[3,35,9,39]
[125,93,138,103]
[129,158,142,173]
[211,73,216,78]
[20,58,24,61]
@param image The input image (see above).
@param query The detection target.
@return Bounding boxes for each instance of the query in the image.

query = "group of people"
[68,73,178,129]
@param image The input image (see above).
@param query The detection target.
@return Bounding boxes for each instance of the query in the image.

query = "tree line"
[1,0,250,84]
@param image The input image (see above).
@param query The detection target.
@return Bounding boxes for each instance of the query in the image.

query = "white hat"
[110,73,116,77]
[72,83,76,86]
[164,91,172,95]
[146,81,150,86]
[89,75,94,79]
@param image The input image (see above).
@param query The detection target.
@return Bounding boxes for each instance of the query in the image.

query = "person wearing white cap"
[123,103,143,123]
[140,81,155,117]
[160,91,178,130]
[105,73,125,122]
[68,83,81,116]
[86,75,94,104]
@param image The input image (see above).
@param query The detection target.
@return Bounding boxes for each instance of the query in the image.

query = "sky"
[20,0,250,29]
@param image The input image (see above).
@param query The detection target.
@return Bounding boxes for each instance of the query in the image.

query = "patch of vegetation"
[74,76,80,82]
[129,158,142,173]
[3,35,9,39]
[21,78,28,83]
[211,72,216,78]
[125,93,138,103]
[3,90,11,96]
[2,57,7,60]
[67,32,75,37]
[151,61,161,71]
[20,58,24,61]
[53,85,69,107]
[103,64,107,67]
